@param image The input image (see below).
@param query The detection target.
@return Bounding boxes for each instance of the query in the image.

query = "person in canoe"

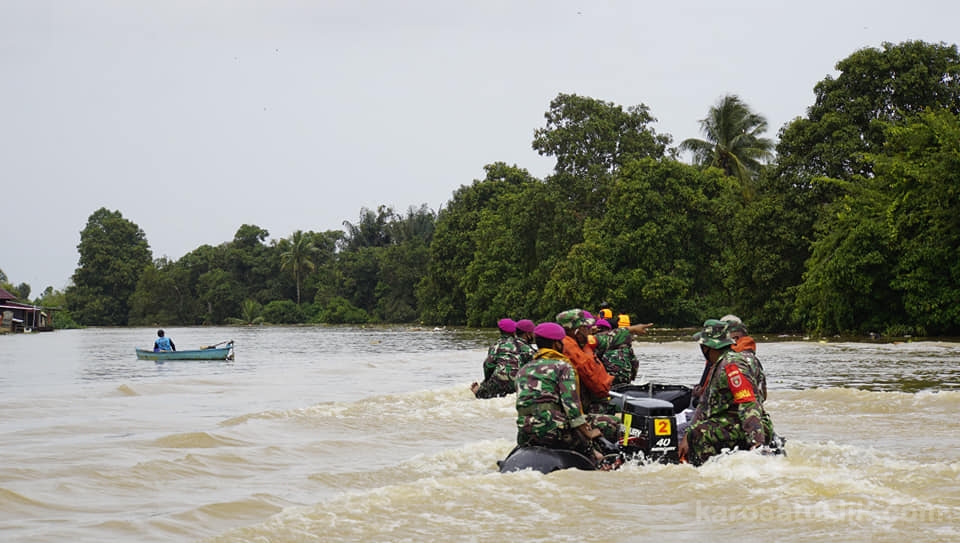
[154,329,176,352]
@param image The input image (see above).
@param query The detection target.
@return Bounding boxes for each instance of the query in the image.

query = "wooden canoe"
[135,341,234,361]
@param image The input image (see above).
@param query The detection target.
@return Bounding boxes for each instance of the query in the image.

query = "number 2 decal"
[654,418,672,436]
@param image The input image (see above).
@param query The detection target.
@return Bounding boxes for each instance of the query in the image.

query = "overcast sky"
[2,1,957,294]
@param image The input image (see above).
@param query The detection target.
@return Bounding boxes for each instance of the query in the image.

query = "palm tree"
[280,230,317,305]
[680,94,774,195]
[225,299,265,325]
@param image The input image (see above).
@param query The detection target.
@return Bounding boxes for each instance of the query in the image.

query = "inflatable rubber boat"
[498,383,784,473]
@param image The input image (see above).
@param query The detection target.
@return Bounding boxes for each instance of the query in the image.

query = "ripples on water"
[1,328,958,542]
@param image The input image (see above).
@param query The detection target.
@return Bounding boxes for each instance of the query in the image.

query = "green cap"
[693,319,734,349]
[556,309,594,329]
[722,314,748,335]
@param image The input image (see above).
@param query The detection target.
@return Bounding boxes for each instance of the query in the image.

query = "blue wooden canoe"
[136,341,234,361]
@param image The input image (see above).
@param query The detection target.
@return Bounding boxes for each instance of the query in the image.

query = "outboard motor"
[608,385,693,464]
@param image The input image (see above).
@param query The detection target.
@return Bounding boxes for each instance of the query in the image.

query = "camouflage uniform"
[724,319,775,443]
[733,347,775,442]
[585,411,622,445]
[552,310,621,440]
[516,336,537,368]
[549,343,619,442]
[515,347,598,456]
[594,328,639,386]
[684,347,774,466]
[474,333,523,399]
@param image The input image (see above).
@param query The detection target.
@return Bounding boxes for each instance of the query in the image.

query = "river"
[1,326,958,542]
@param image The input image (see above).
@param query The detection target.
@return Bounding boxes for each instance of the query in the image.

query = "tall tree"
[722,41,960,333]
[713,168,815,331]
[880,110,960,334]
[416,163,537,325]
[533,93,671,177]
[680,94,774,193]
[769,40,960,335]
[305,230,345,308]
[279,230,318,305]
[225,224,278,303]
[777,40,960,183]
[128,259,180,325]
[387,204,436,245]
[375,241,430,323]
[373,205,435,322]
[14,283,31,301]
[336,247,380,317]
[459,177,583,326]
[795,109,960,336]
[533,93,671,217]
[66,208,152,325]
[792,175,899,335]
[341,206,395,251]
[547,158,727,326]
[196,268,243,324]
[332,206,399,319]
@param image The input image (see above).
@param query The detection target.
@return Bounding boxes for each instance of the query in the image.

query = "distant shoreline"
[12,323,954,345]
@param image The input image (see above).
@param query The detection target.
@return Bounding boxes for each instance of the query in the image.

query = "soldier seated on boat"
[515,321,605,464]
[154,329,177,352]
[678,319,775,466]
[471,318,523,398]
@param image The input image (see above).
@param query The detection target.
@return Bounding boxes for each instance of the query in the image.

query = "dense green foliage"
[18,40,954,337]
[778,40,960,183]
[418,163,536,324]
[780,40,960,335]
[795,109,960,335]
[66,208,152,326]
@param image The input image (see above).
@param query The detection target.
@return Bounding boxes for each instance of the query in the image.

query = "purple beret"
[534,322,566,341]
[516,319,535,333]
[596,318,612,330]
[497,318,517,334]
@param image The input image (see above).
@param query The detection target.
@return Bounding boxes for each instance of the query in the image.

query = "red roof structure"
[0,287,17,302]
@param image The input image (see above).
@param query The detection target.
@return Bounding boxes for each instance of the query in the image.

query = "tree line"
[10,40,959,337]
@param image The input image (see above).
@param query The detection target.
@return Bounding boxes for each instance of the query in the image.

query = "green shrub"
[262,300,306,324]
[314,296,368,324]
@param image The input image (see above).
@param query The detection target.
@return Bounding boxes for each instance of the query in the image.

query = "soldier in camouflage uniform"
[593,320,639,386]
[471,318,523,399]
[515,321,604,463]
[678,319,775,466]
[555,309,630,444]
[722,315,774,443]
[515,319,537,368]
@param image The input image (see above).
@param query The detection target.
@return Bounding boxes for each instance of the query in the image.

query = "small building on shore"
[0,287,54,332]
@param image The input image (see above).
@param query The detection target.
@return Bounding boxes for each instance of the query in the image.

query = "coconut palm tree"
[680,94,774,194]
[280,230,317,305]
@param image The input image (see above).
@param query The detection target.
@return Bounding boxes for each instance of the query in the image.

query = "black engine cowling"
[608,383,695,464]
